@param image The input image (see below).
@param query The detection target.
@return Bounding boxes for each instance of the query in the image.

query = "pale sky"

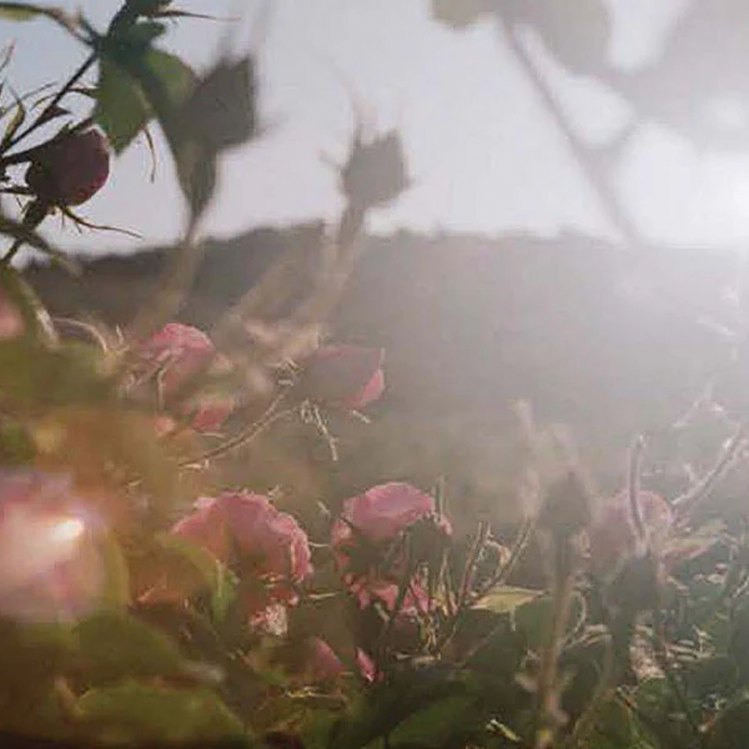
[3,0,749,254]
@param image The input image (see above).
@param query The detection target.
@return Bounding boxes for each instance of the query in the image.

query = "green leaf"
[94,50,194,154]
[0,90,25,151]
[513,592,584,651]
[95,533,130,611]
[151,531,222,599]
[181,56,256,153]
[74,611,185,683]
[76,681,246,744]
[474,585,543,615]
[0,3,76,32]
[388,695,477,748]
[94,58,149,154]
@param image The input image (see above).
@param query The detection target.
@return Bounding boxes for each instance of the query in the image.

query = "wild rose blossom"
[172,492,312,619]
[331,482,451,612]
[136,323,234,433]
[25,129,110,207]
[300,345,385,411]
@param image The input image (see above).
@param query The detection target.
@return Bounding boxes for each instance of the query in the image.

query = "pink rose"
[138,323,216,395]
[0,471,104,622]
[331,483,451,612]
[333,483,440,544]
[300,345,385,411]
[137,323,234,432]
[587,490,674,579]
[172,492,312,616]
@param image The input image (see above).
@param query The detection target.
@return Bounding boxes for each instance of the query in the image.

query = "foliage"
[0,2,746,748]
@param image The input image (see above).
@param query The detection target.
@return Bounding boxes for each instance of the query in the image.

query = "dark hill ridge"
[26,228,739,428]
[24,228,749,516]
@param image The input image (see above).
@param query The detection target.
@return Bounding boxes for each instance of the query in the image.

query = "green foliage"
[74,611,186,684]
[76,681,247,744]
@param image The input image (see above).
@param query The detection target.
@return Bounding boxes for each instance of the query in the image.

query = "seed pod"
[25,129,110,207]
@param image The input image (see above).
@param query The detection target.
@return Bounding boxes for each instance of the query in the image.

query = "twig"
[1,52,97,156]
[179,391,292,467]
[628,435,646,542]
[673,424,747,519]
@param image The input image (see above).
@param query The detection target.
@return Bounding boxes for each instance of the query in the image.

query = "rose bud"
[299,345,385,411]
[341,128,409,208]
[25,129,110,207]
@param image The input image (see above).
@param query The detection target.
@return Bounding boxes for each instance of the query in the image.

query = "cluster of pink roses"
[132,322,386,435]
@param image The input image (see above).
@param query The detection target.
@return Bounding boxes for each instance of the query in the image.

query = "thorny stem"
[673,423,747,520]
[628,434,647,542]
[179,391,291,467]
[499,18,641,247]
[532,552,577,749]
[0,52,98,157]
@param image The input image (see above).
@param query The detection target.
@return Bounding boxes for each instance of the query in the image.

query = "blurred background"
[5,0,749,253]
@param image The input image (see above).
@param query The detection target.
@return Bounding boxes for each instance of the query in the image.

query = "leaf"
[0,89,25,151]
[149,531,222,600]
[95,532,130,610]
[0,3,77,33]
[94,50,194,154]
[76,681,245,744]
[181,55,257,153]
[513,592,584,651]
[388,695,477,748]
[74,611,185,683]
[94,59,149,154]
[474,585,543,615]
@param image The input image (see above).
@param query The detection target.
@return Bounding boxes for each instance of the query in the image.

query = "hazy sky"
[3,0,749,254]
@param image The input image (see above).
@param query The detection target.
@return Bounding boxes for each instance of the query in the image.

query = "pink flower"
[300,345,385,411]
[331,483,451,612]
[137,323,234,432]
[0,288,23,340]
[139,323,216,396]
[172,492,312,616]
[587,490,674,579]
[333,483,441,544]
[25,129,109,207]
[307,637,376,684]
[0,471,104,622]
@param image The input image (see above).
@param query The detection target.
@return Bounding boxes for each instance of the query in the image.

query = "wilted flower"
[331,482,451,612]
[25,129,110,207]
[0,471,104,622]
[300,345,384,411]
[172,492,312,619]
[587,490,673,579]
